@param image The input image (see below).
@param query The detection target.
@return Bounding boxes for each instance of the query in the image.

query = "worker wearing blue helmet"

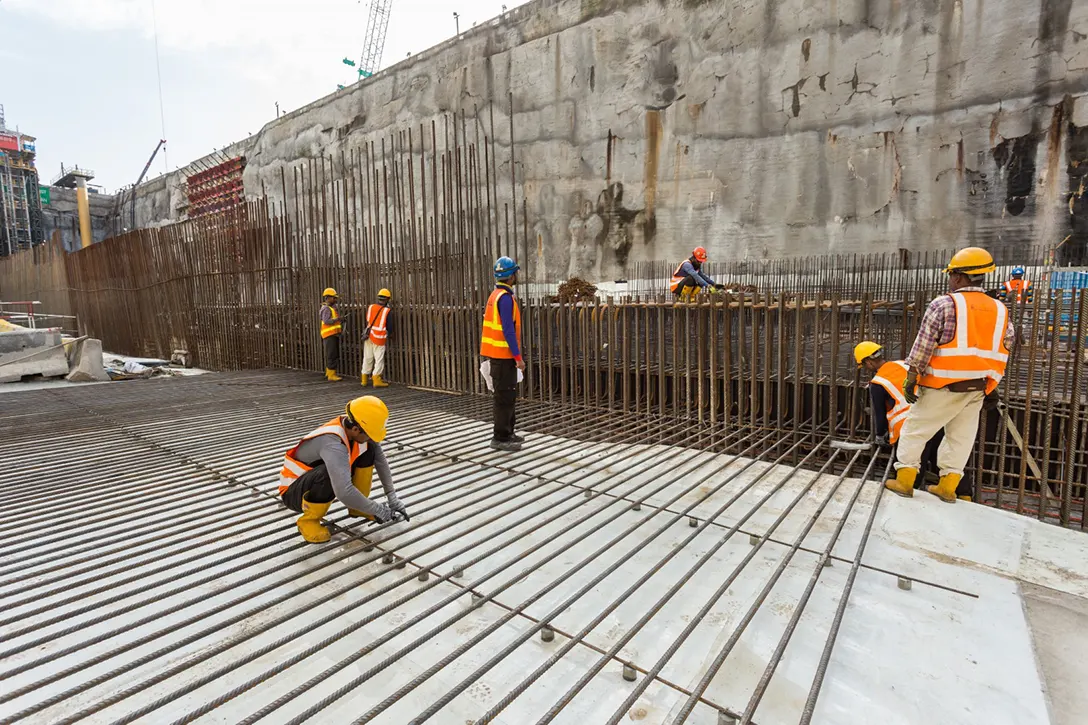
[480,256,525,451]
[1002,266,1033,305]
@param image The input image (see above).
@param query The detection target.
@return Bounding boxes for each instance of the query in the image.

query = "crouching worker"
[278,395,409,543]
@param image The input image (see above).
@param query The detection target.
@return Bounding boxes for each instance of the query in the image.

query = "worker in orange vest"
[480,256,524,452]
[855,341,972,500]
[886,247,1014,503]
[670,247,723,298]
[278,396,409,543]
[319,287,343,382]
[361,288,392,388]
[1001,266,1034,304]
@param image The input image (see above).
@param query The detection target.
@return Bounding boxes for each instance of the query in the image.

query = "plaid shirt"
[907,287,1016,374]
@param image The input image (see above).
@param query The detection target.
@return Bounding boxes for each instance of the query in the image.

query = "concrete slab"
[0,328,68,383]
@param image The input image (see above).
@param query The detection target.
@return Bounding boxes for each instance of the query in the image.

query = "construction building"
[0,105,44,257]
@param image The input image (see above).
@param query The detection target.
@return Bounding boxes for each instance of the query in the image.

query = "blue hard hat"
[494,256,520,279]
[1011,266,1025,277]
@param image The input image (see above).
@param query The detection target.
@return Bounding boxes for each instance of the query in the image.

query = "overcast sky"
[0,0,526,192]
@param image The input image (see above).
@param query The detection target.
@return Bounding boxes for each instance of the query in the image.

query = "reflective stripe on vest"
[320,305,342,339]
[479,286,521,359]
[1004,279,1032,303]
[278,416,364,494]
[367,304,390,346]
[871,360,911,444]
[918,291,1009,395]
[670,261,688,293]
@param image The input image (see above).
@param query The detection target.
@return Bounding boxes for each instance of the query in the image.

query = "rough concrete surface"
[41,187,115,251]
[0,328,68,383]
[1022,581,1088,725]
[65,337,110,383]
[135,0,1088,281]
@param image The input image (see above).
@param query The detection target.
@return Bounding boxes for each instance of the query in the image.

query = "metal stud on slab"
[689,517,698,527]
[382,553,394,565]
[718,712,738,725]
[749,533,759,545]
[622,664,637,682]
[418,570,429,582]
[898,576,912,591]
[541,625,555,642]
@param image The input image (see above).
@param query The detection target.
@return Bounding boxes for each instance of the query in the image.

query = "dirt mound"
[557,277,598,303]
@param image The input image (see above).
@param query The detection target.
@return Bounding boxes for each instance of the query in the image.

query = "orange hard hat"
[693,247,708,262]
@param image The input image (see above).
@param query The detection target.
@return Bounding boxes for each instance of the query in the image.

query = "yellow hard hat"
[944,247,995,276]
[378,288,391,299]
[853,341,883,366]
[322,287,338,298]
[344,395,388,443]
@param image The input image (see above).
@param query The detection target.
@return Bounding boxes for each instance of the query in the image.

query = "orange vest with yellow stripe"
[918,291,1009,395]
[320,305,342,339]
[871,360,911,444]
[480,285,521,359]
[366,304,390,346]
[278,416,364,494]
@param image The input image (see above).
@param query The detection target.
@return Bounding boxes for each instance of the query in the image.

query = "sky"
[0,0,527,192]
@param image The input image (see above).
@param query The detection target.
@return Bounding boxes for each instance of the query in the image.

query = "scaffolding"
[0,105,43,257]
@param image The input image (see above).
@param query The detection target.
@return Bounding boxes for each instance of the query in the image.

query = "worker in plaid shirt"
[886,247,1015,503]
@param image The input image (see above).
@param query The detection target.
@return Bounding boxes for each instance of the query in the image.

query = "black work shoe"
[490,438,522,452]
[509,433,525,444]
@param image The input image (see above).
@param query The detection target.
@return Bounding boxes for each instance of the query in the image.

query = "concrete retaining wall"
[134,0,1088,281]
[0,328,68,383]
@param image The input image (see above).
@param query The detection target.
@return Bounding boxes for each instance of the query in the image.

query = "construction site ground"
[1,370,1087,725]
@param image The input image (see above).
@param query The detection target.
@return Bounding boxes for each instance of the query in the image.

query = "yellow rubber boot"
[347,466,374,518]
[326,368,342,382]
[360,374,369,387]
[372,375,389,388]
[885,467,917,498]
[958,495,973,502]
[296,494,331,543]
[927,473,961,504]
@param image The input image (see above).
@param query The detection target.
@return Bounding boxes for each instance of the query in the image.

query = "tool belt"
[924,379,988,393]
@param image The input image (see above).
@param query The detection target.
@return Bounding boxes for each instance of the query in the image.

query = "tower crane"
[357,0,393,79]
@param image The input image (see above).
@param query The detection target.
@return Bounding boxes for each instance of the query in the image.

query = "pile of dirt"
[557,277,598,303]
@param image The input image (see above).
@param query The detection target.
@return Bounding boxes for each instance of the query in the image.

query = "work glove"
[389,500,410,523]
[903,373,919,405]
[876,432,892,451]
[368,503,394,525]
[983,392,1000,412]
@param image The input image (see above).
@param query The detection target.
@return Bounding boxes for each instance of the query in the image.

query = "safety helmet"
[944,247,995,276]
[377,288,391,300]
[322,287,338,298]
[344,395,388,443]
[1011,266,1025,278]
[494,256,520,279]
[853,341,883,366]
[693,247,708,263]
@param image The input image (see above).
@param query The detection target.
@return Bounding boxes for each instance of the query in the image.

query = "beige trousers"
[894,387,985,477]
[362,340,386,376]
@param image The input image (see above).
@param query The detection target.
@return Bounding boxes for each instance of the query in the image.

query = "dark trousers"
[490,357,518,441]
[282,464,335,511]
[918,430,973,497]
[324,335,341,370]
[672,275,700,297]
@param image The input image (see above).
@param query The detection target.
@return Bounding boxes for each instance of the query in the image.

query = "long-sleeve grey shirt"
[320,304,341,325]
[294,434,400,519]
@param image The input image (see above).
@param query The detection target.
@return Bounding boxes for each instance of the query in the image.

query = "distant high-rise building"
[0,104,45,256]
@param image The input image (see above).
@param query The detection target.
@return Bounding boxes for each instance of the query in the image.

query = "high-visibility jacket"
[320,305,342,339]
[871,360,911,444]
[366,304,390,346]
[278,416,364,495]
[480,285,521,359]
[918,291,1009,395]
[670,260,701,293]
[1004,278,1033,303]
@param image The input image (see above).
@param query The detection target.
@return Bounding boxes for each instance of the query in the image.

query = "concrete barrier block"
[66,338,110,383]
[0,328,69,382]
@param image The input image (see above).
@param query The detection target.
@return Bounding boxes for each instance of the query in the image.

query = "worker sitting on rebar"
[320,287,343,382]
[886,247,1013,503]
[481,256,525,452]
[1001,266,1034,305]
[855,341,972,501]
[361,288,391,388]
[278,395,409,543]
[670,247,724,299]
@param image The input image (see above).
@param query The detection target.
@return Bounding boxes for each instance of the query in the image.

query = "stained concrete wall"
[134,0,1088,282]
[43,187,115,251]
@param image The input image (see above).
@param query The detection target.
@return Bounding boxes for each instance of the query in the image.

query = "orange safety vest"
[670,260,696,293]
[278,416,364,495]
[1003,279,1032,303]
[320,304,342,339]
[918,291,1009,395]
[871,360,911,444]
[366,304,390,346]
[479,285,521,359]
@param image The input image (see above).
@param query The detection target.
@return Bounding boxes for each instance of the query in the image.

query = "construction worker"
[481,255,525,452]
[670,247,723,298]
[886,247,1013,503]
[1002,266,1034,304]
[361,288,391,388]
[278,396,409,543]
[320,288,343,382]
[855,341,972,500]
